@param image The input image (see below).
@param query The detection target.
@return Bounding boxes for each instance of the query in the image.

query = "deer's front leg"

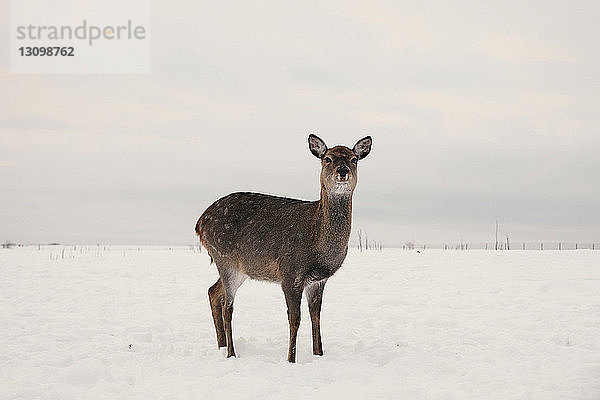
[305,279,327,356]
[282,283,303,363]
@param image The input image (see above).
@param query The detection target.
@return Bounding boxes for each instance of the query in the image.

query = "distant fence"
[401,242,599,251]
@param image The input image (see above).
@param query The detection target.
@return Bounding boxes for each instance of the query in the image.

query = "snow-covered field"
[1,246,599,399]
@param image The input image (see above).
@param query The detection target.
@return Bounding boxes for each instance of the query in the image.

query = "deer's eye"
[324,157,332,164]
[351,158,358,164]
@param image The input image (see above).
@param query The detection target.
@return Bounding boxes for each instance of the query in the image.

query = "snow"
[1,246,599,399]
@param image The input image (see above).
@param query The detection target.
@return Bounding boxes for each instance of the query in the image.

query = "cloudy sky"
[1,1,599,246]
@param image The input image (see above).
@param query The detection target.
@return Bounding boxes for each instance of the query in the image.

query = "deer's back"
[197,192,319,282]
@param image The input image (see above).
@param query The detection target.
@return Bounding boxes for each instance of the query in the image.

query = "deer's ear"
[308,134,328,159]
[353,136,372,160]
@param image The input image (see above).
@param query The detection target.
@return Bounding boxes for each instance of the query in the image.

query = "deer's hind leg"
[208,278,226,348]
[218,265,247,358]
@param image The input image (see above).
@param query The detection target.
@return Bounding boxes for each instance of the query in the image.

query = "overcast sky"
[1,1,599,246]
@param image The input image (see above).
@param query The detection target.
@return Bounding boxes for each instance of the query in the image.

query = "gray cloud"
[1,0,599,245]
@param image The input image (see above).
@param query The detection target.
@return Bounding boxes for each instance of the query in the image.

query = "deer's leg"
[282,283,303,363]
[305,279,327,356]
[208,278,226,348]
[219,268,247,358]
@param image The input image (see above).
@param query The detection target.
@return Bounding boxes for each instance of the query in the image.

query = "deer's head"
[308,134,372,197]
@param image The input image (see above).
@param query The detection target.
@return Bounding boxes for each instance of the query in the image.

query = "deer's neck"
[315,190,353,258]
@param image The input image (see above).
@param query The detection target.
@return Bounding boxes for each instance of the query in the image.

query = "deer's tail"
[195,215,215,264]
[195,217,204,254]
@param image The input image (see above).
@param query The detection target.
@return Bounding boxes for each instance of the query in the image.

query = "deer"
[195,134,372,363]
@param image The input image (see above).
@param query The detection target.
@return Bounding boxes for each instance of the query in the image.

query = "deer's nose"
[337,165,349,177]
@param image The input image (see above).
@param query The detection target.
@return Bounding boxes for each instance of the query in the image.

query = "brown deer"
[195,134,372,363]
